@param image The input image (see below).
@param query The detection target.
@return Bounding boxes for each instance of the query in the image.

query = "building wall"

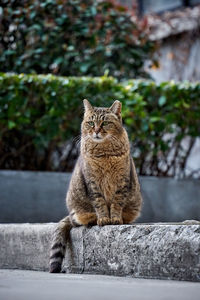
[148,33,200,177]
[149,33,200,83]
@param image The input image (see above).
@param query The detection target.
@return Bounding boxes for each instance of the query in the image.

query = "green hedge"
[0,73,200,177]
[0,0,155,79]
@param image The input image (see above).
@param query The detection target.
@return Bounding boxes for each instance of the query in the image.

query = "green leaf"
[54,57,63,65]
[150,116,161,123]
[80,62,91,73]
[8,121,16,129]
[125,117,133,125]
[158,96,166,106]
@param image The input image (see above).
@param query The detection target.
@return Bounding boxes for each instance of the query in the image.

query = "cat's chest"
[86,156,129,201]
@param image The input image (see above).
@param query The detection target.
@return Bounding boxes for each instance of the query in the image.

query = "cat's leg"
[111,201,141,225]
[110,203,123,225]
[110,180,142,225]
[110,185,130,224]
[85,176,110,225]
[93,196,110,226]
[69,192,107,227]
[89,189,110,226]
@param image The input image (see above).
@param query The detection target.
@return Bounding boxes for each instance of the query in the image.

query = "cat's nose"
[94,127,101,134]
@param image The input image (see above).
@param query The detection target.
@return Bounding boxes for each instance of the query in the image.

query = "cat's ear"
[83,99,94,113]
[110,100,122,116]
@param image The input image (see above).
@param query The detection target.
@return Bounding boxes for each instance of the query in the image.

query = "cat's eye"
[102,121,109,126]
[88,121,94,127]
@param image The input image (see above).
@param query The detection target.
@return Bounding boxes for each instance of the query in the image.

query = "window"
[138,0,200,15]
[190,0,200,4]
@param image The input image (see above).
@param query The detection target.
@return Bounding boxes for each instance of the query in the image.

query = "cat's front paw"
[111,217,123,225]
[97,217,110,226]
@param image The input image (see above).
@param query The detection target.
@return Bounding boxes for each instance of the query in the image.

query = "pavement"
[0,270,200,300]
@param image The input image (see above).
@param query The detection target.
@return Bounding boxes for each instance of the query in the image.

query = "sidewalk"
[1,270,200,300]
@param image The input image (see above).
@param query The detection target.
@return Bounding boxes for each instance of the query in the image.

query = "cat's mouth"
[92,133,106,142]
[92,136,103,142]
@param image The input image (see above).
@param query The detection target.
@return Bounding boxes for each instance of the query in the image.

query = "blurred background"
[0,0,200,223]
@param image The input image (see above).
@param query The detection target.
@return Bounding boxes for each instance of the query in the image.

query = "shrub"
[0,0,155,79]
[0,73,200,177]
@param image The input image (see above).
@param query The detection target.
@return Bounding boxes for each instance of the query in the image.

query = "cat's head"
[81,99,123,142]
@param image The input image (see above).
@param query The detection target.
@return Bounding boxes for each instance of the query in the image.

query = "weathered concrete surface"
[0,170,200,223]
[0,223,200,281]
[1,270,200,300]
[0,223,53,271]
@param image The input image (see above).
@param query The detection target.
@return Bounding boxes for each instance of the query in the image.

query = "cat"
[49,99,142,273]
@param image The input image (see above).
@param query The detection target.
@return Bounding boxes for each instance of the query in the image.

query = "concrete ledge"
[0,223,200,282]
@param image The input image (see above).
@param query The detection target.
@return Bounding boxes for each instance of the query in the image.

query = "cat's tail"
[49,216,72,273]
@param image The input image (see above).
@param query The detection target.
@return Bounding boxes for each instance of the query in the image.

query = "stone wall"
[149,34,200,83]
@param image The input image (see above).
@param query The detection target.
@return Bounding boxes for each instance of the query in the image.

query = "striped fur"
[49,100,142,273]
[49,216,72,273]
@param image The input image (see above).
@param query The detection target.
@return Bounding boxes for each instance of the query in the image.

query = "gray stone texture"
[0,170,200,223]
[0,223,200,281]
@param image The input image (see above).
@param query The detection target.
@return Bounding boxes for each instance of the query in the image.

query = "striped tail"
[49,216,72,273]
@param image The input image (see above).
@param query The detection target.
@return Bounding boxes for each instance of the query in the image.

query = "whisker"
[73,135,81,142]
[73,135,81,147]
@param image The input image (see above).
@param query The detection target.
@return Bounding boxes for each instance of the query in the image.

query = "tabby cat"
[49,99,142,273]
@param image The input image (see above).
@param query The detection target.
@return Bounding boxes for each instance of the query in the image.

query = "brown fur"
[49,99,142,273]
